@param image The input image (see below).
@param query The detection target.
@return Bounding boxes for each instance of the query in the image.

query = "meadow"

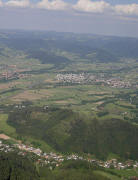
[0,31,137,164]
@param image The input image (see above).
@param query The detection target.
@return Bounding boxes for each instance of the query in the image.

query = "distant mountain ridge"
[0,30,138,64]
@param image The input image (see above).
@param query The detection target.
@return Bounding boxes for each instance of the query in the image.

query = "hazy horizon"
[0,27,138,39]
[0,0,138,38]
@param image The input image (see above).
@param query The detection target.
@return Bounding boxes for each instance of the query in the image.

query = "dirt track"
[0,134,10,140]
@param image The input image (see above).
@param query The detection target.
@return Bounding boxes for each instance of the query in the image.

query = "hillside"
[0,152,39,180]
[0,30,137,171]
[0,152,114,180]
[7,107,138,160]
[0,30,138,65]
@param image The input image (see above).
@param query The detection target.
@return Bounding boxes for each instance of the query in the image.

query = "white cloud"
[73,0,110,13]
[0,0,3,6]
[6,0,30,8]
[2,0,138,17]
[114,4,138,16]
[36,0,69,10]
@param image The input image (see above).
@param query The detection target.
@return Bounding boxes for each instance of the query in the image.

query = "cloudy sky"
[0,0,138,37]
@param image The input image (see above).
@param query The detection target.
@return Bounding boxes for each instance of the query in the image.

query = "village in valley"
[0,31,137,180]
[0,64,31,81]
[56,73,137,89]
[0,63,137,90]
[0,137,138,171]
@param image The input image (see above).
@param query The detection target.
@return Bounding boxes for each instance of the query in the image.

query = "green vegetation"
[0,152,39,180]
[93,171,121,180]
[108,169,138,179]
[40,160,111,180]
[7,107,138,160]
[0,153,122,180]
[0,114,17,138]
[0,30,138,179]
[0,150,138,180]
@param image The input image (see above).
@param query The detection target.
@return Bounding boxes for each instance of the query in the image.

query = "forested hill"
[0,152,39,180]
[0,30,138,64]
[0,152,113,180]
[7,107,138,160]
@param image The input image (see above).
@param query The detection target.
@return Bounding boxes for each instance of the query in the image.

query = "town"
[0,64,31,81]
[56,73,135,89]
[0,138,138,170]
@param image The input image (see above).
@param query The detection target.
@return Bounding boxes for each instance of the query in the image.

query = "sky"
[0,0,138,37]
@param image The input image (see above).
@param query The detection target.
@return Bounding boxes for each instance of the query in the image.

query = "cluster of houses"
[56,73,86,83]
[0,140,14,153]
[0,71,30,81]
[93,159,138,170]
[0,139,138,171]
[96,78,131,88]
[0,71,18,81]
[0,64,31,81]
[56,73,133,89]
[15,143,42,156]
[14,105,26,109]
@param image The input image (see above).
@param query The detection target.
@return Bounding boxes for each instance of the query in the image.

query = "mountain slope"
[7,108,138,160]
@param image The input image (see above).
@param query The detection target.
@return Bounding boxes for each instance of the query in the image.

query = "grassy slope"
[93,171,121,180]
[108,168,138,179]
[0,31,138,161]
[7,108,138,160]
[0,114,17,138]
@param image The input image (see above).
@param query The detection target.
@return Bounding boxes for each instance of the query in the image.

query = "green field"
[108,168,138,179]
[93,171,121,180]
[0,30,137,164]
[0,114,17,138]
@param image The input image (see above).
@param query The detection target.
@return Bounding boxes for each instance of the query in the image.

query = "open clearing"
[93,171,121,180]
[0,114,17,138]
[0,134,10,140]
[11,90,48,102]
[0,81,22,90]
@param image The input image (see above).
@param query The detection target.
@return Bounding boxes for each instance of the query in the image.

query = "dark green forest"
[7,107,138,160]
[0,152,113,180]
[0,152,39,180]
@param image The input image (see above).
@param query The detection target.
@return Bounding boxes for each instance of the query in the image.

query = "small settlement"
[0,139,138,170]
[56,73,136,89]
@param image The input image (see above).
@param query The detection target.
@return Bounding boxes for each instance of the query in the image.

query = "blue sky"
[0,0,138,37]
